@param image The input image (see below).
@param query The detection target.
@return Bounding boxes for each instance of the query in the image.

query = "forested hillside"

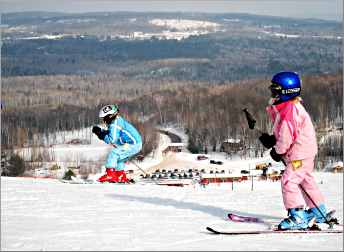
[3,31,341,81]
[1,12,342,169]
[2,73,342,167]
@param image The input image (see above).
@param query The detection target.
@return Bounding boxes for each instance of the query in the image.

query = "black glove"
[92,126,102,135]
[270,147,283,162]
[92,126,107,140]
[259,133,276,149]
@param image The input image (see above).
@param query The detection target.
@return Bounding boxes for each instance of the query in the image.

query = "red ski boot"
[115,170,129,183]
[97,168,119,183]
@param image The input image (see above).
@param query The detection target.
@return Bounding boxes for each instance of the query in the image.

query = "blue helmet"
[270,71,301,103]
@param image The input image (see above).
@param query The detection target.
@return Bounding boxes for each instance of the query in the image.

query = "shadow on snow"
[107,193,281,224]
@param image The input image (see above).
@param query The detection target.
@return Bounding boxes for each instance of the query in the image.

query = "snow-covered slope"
[1,172,342,251]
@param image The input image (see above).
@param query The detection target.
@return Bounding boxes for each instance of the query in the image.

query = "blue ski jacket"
[101,116,142,146]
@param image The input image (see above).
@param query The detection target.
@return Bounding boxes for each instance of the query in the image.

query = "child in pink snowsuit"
[267,98,324,209]
[260,71,328,230]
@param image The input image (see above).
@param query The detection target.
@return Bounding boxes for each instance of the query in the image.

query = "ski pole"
[298,183,334,228]
[130,159,148,176]
[129,160,161,185]
[280,157,334,228]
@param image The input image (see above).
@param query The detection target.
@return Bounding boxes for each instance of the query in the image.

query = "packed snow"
[1,172,342,251]
[2,127,343,250]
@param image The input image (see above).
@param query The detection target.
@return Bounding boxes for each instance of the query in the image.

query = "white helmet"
[99,104,119,123]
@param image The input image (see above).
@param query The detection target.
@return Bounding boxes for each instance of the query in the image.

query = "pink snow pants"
[281,158,325,210]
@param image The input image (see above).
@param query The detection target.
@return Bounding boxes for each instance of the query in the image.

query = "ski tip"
[227,213,261,223]
[206,227,220,234]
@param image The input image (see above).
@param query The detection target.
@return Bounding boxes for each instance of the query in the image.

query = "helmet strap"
[103,112,119,124]
[272,98,284,105]
[268,98,277,105]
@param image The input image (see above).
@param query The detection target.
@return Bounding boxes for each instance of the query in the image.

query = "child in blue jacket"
[92,104,142,183]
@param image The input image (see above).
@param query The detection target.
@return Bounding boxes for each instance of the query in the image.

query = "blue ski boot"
[278,208,309,230]
[305,204,327,223]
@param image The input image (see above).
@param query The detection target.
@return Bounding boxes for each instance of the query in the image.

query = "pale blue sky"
[1,0,342,21]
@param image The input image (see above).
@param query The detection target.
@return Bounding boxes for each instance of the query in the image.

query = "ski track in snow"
[1,171,343,251]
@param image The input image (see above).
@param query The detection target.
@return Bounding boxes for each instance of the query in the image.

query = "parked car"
[210,160,223,165]
[197,155,208,161]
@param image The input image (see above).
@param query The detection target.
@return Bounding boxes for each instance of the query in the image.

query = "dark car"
[210,160,223,165]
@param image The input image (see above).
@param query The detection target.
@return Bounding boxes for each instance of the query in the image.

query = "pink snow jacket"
[266,98,318,162]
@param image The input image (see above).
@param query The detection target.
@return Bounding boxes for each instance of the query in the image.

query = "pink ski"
[228,213,263,223]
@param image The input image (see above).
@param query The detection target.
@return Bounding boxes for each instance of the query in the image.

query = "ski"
[227,211,341,227]
[59,177,135,184]
[59,180,134,184]
[59,178,100,184]
[206,226,343,235]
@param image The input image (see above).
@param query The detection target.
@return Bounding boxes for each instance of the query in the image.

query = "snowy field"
[1,172,342,251]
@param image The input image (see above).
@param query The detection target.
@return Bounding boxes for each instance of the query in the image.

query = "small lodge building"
[328,161,343,173]
[162,143,184,155]
[255,162,270,170]
[220,138,244,153]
